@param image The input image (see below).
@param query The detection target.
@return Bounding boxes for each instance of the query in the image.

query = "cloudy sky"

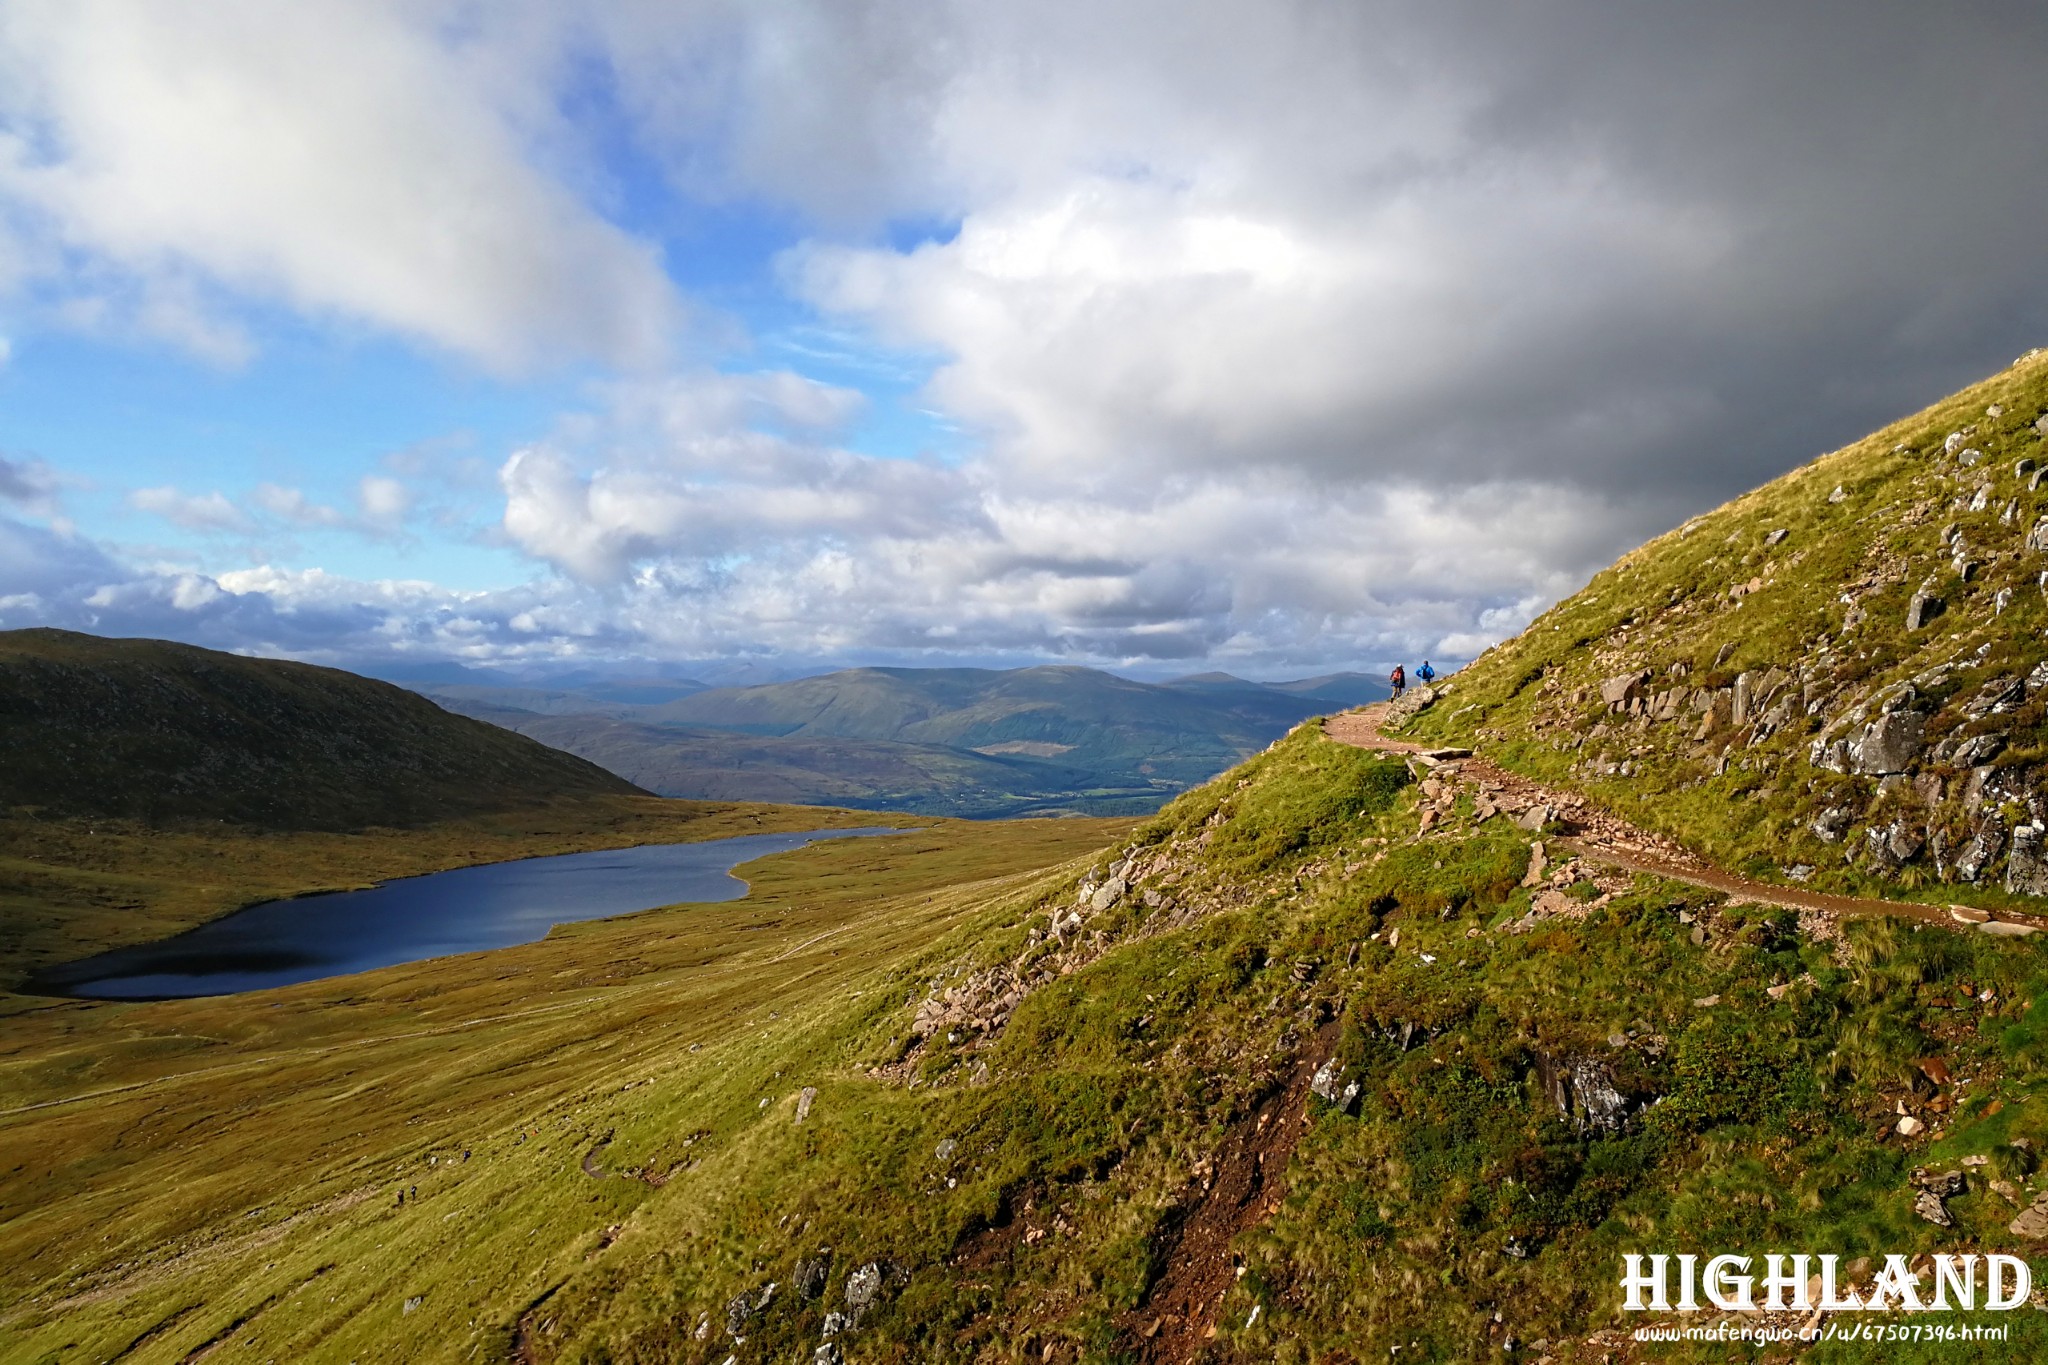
[1,1,2045,679]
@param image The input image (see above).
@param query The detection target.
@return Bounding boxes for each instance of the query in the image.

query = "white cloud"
[0,0,679,370]
[129,486,252,534]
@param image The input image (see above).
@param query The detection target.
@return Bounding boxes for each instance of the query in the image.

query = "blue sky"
[1,1,2044,678]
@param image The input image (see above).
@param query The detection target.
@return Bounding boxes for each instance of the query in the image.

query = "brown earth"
[1113,1022,1338,1363]
[1325,704,2048,937]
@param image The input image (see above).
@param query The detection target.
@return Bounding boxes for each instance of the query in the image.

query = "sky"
[2,0,2046,681]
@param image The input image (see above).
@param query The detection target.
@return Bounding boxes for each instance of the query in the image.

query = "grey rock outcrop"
[1957,821,2007,883]
[1906,589,1944,631]
[1855,711,1927,775]
[2008,825,2048,897]
[1538,1052,1630,1135]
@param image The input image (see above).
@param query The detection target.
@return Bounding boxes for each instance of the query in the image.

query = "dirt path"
[1325,705,2048,937]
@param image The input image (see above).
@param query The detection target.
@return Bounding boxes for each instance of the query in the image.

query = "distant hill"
[0,629,644,829]
[450,709,1131,818]
[424,665,1382,816]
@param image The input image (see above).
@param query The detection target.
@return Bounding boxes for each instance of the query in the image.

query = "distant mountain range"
[420,665,1387,817]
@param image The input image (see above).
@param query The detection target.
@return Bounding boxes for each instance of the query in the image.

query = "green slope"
[0,628,642,830]
[1405,347,2048,913]
[18,719,2048,1362]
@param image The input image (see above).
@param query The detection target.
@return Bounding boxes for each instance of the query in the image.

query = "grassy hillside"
[0,813,1131,1363]
[14,720,2048,1362]
[446,709,1153,819]
[0,629,641,830]
[1403,348,2048,915]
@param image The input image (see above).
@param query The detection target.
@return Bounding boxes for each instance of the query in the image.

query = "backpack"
[1391,666,1405,685]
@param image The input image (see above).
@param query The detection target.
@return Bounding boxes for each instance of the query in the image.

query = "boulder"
[2008,826,2048,897]
[1765,528,1789,547]
[1828,485,1847,503]
[1089,877,1127,913]
[2030,518,2048,554]
[1599,670,1651,711]
[795,1086,818,1123]
[1906,590,1944,631]
[1854,711,1927,775]
[1914,1188,1954,1227]
[1310,1058,1361,1114]
[2012,1193,2048,1240]
[814,1345,844,1365]
[794,1250,833,1301]
[2028,660,2048,693]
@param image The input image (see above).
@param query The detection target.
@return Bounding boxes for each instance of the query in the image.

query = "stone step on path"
[1322,705,2046,939]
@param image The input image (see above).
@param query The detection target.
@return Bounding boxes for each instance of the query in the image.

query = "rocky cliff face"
[1407,349,2048,907]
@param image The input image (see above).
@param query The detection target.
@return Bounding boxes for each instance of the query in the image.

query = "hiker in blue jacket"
[1417,660,1436,685]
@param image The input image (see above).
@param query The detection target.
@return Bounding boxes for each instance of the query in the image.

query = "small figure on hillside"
[1417,660,1436,685]
[1389,664,1406,698]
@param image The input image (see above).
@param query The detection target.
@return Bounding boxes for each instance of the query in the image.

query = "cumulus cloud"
[11,2,2048,673]
[0,0,678,370]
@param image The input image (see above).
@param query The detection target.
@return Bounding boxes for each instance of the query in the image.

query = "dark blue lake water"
[33,827,904,1000]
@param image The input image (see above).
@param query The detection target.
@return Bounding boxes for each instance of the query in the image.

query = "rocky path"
[1325,705,2048,937]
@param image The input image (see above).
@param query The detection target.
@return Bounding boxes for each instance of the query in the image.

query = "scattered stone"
[1945,431,1968,454]
[404,1295,424,1315]
[1896,1115,1926,1138]
[1764,528,1789,547]
[814,1344,844,1365]
[1521,841,1548,888]
[1784,864,1814,882]
[2030,518,2048,554]
[795,1086,817,1123]
[1515,804,1554,832]
[1828,484,1847,503]
[1949,904,1992,924]
[1693,994,1721,1008]
[1990,403,2006,418]
[934,1138,957,1161]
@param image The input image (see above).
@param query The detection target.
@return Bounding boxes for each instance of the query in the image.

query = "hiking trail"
[1325,703,2047,938]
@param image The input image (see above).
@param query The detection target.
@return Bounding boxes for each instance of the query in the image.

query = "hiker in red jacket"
[1389,664,1406,698]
